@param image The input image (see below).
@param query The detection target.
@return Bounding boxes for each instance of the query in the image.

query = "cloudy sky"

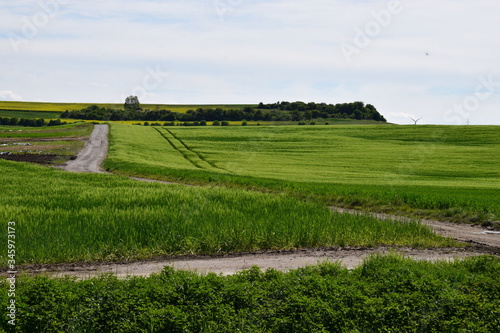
[1,0,499,124]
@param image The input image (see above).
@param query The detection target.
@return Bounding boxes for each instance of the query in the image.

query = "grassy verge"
[0,158,455,265]
[2,255,499,332]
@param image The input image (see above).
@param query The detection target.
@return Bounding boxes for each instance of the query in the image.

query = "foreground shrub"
[1,255,499,332]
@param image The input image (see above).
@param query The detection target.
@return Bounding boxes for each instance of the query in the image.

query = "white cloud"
[0,90,23,101]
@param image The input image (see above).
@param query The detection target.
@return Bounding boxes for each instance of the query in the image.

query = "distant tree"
[353,109,363,120]
[291,110,303,121]
[304,110,313,121]
[124,96,141,111]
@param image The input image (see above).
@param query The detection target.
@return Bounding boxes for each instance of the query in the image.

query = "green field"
[0,122,92,139]
[105,123,500,223]
[0,110,61,119]
[0,157,452,265]
[1,120,499,332]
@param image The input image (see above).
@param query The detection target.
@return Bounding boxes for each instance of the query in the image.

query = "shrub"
[48,119,63,126]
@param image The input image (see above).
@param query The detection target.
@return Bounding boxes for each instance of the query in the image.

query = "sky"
[1,0,500,125]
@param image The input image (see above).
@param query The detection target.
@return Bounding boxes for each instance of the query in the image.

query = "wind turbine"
[409,116,422,125]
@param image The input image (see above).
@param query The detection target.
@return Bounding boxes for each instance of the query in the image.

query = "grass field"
[105,123,500,223]
[1,119,498,332]
[0,109,62,119]
[0,157,453,265]
[0,122,92,138]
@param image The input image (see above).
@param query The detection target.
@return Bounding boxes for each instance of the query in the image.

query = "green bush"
[2,256,499,332]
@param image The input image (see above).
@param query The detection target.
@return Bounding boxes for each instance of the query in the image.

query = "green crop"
[105,124,500,222]
[0,157,454,265]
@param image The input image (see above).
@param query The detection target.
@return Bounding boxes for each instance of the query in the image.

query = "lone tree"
[124,95,141,111]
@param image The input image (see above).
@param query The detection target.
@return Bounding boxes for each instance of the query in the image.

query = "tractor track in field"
[154,127,229,173]
[28,124,498,278]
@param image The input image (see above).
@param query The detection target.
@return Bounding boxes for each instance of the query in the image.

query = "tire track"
[153,127,204,169]
[163,128,231,173]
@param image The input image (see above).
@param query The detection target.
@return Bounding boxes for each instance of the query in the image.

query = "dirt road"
[25,247,485,279]
[330,208,500,249]
[35,124,498,278]
[64,124,108,173]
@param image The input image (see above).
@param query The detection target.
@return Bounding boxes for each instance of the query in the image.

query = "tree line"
[60,101,387,122]
[0,117,66,127]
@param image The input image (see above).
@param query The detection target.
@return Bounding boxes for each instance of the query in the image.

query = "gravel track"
[63,124,108,173]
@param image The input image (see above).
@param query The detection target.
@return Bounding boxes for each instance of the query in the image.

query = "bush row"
[2,255,499,332]
[138,121,233,127]
[0,117,66,127]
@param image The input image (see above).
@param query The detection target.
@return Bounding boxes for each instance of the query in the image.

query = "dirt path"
[63,124,108,173]
[35,124,499,278]
[24,247,487,279]
[330,208,500,249]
